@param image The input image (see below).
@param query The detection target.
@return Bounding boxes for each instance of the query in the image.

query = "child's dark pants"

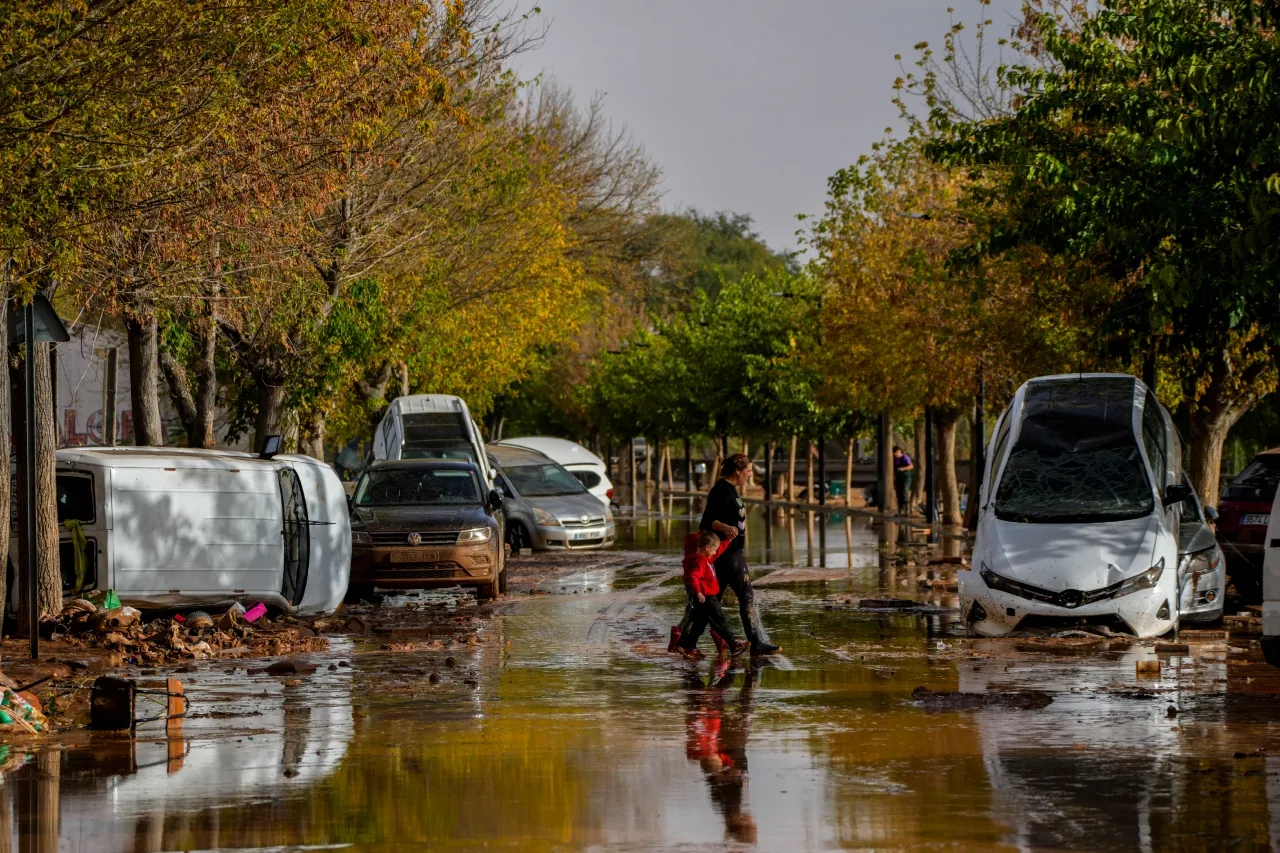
[679,596,737,651]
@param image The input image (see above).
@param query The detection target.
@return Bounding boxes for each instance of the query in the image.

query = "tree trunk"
[845,435,855,508]
[879,415,897,515]
[11,342,61,634]
[159,324,216,449]
[787,435,797,502]
[0,301,9,621]
[643,439,653,492]
[299,411,327,461]
[936,409,962,527]
[253,375,286,454]
[1184,353,1272,509]
[806,441,816,504]
[964,414,981,531]
[124,314,164,446]
[912,416,927,511]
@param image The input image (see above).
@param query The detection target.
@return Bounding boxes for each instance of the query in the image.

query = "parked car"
[371,394,495,484]
[1215,447,1280,601]
[42,443,350,615]
[487,444,615,551]
[496,436,614,506]
[960,374,1191,638]
[1177,474,1226,623]
[347,460,506,602]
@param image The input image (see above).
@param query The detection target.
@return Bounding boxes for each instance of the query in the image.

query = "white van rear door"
[110,467,282,597]
[1263,495,1280,639]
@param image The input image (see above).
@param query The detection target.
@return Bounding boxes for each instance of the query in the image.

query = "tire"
[498,566,508,595]
[507,521,531,552]
[344,583,375,604]
[476,580,499,602]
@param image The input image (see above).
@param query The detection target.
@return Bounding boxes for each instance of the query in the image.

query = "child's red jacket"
[683,532,730,597]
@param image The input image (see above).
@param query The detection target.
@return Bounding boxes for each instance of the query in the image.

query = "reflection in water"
[684,661,758,845]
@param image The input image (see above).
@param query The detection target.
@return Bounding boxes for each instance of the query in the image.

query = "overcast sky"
[515,0,1024,256]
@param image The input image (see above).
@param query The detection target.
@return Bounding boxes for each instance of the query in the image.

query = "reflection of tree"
[683,661,758,845]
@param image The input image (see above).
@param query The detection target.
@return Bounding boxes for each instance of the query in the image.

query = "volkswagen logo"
[580,515,590,525]
[407,532,422,546]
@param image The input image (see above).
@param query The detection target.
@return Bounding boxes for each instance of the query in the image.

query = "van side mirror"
[1163,483,1192,506]
[259,435,283,459]
[487,489,503,511]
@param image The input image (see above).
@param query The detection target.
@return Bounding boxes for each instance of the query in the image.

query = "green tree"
[931,0,1280,505]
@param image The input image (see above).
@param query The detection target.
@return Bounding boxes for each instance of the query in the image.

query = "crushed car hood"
[352,505,492,531]
[987,515,1159,592]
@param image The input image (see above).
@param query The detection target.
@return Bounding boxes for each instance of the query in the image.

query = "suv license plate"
[1242,514,1270,526]
[391,549,439,563]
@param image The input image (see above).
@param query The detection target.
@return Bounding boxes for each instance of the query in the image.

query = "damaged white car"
[960,373,1208,638]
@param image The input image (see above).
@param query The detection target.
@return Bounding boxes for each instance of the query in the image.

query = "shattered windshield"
[994,378,1154,523]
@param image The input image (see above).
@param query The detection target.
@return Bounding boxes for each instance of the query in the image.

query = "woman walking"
[700,454,780,656]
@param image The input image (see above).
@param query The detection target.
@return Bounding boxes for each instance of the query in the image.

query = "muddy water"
[6,504,1280,852]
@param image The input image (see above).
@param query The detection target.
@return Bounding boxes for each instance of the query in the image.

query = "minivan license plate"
[573,529,601,540]
[1242,513,1270,527]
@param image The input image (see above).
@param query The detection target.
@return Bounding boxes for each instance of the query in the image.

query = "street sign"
[8,293,70,343]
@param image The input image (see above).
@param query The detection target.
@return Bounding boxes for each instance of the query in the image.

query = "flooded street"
[7,502,1280,852]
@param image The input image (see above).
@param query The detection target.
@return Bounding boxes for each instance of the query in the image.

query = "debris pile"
[46,598,327,665]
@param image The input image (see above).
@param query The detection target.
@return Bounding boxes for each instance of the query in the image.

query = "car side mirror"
[487,489,503,511]
[1163,483,1193,506]
[1204,505,1219,522]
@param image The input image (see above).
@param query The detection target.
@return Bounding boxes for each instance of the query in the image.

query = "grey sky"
[516,0,1023,255]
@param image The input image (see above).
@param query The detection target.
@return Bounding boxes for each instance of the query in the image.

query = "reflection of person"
[676,532,749,658]
[892,446,914,514]
[683,663,759,844]
[701,454,779,655]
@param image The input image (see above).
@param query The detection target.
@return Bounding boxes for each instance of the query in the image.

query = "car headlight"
[1184,548,1221,574]
[979,563,1021,596]
[1115,558,1165,597]
[534,507,561,527]
[352,530,373,545]
[604,506,613,522]
[457,527,492,544]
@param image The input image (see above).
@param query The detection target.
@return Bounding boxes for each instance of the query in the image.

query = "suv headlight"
[353,530,373,545]
[534,508,561,527]
[1116,558,1165,597]
[457,527,492,544]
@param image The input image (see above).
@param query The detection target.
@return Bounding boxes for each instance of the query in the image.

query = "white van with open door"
[960,374,1190,639]
[46,445,350,614]
[372,395,493,483]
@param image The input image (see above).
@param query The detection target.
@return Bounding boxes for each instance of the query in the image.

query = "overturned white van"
[46,446,350,615]
[1262,499,1280,667]
[372,394,493,483]
[960,374,1194,638]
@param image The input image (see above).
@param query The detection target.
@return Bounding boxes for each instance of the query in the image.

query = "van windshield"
[504,464,587,497]
[355,468,481,507]
[400,413,475,461]
[994,378,1154,524]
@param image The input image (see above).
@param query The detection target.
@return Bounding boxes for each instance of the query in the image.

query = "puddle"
[4,505,1280,852]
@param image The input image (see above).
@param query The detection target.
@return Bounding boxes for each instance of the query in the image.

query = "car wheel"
[507,521,531,552]
[476,580,499,602]
[498,566,508,595]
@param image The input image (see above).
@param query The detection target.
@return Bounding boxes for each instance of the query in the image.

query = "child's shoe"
[710,629,729,653]
[679,647,705,660]
[667,626,682,653]
[730,640,751,657]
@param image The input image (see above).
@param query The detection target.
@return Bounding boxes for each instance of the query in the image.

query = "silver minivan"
[487,444,615,551]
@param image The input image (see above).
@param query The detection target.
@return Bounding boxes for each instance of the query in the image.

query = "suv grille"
[370,530,459,546]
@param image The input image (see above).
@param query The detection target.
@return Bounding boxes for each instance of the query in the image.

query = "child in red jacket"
[675,531,748,658]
